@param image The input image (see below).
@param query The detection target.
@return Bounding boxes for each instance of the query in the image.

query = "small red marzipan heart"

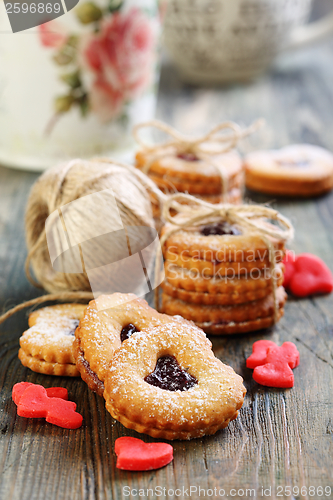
[115,437,173,471]
[12,382,68,405]
[253,360,294,388]
[45,399,82,429]
[266,342,299,369]
[284,253,333,297]
[17,385,49,419]
[246,340,276,369]
[247,341,300,388]
[15,383,82,429]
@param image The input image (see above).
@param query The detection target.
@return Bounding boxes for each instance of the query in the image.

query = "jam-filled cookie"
[161,221,285,263]
[161,287,286,335]
[161,276,281,305]
[148,171,243,196]
[245,144,333,197]
[136,148,243,186]
[164,261,284,294]
[164,249,280,277]
[136,148,244,208]
[159,212,290,334]
[104,321,246,440]
[196,311,284,335]
[18,304,86,377]
[73,293,199,396]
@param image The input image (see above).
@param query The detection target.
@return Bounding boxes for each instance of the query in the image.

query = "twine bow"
[156,193,294,323]
[134,119,264,199]
[134,119,263,156]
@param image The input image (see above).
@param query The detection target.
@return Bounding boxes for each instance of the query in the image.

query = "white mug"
[0,0,159,171]
[163,0,333,84]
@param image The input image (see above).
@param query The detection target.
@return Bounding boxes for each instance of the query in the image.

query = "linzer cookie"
[143,153,243,196]
[161,221,285,262]
[104,320,246,440]
[161,277,282,305]
[18,304,86,376]
[163,249,280,277]
[162,287,286,323]
[73,293,199,396]
[245,144,333,197]
[136,149,242,184]
[164,261,284,294]
[196,188,242,205]
[196,312,285,335]
[74,292,246,440]
[158,195,293,334]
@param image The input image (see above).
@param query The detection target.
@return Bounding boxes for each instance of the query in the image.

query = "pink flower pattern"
[38,6,156,124]
[39,21,67,48]
[84,7,155,122]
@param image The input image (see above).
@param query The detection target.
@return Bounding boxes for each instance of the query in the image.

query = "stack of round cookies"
[159,219,288,335]
[136,148,244,214]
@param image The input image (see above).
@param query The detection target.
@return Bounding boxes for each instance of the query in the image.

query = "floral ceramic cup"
[0,0,159,171]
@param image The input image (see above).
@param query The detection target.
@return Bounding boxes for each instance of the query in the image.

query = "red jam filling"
[144,355,197,391]
[67,320,80,336]
[121,323,140,342]
[177,152,199,162]
[201,222,241,236]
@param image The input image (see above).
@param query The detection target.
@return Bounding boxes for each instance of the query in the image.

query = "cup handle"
[287,10,333,49]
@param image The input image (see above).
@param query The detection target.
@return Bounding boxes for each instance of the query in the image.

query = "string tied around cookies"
[156,193,294,322]
[133,119,264,199]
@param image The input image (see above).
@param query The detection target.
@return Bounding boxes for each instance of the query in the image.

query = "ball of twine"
[25,157,165,294]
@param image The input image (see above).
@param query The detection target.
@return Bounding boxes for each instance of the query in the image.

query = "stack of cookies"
[136,148,244,216]
[160,217,288,335]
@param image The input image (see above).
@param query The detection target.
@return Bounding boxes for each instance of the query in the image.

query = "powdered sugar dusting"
[22,304,86,351]
[105,321,245,428]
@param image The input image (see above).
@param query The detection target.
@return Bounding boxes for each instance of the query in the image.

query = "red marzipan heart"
[115,437,173,471]
[12,382,68,405]
[15,383,82,429]
[247,341,300,388]
[17,385,50,418]
[283,252,333,297]
[266,342,299,369]
[45,399,82,429]
[246,340,276,369]
[253,361,294,388]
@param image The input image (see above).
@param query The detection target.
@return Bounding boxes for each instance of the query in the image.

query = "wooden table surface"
[1,5,333,500]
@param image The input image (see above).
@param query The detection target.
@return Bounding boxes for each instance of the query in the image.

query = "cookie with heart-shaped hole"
[104,320,246,440]
[73,293,204,396]
[19,304,86,377]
